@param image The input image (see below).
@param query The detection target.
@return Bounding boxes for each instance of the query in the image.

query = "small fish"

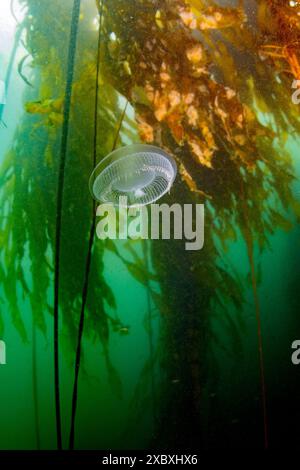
[171,378,180,384]
[231,418,239,425]
[110,317,130,335]
[118,326,130,335]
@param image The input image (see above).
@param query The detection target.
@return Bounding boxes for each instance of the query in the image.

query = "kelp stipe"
[18,54,33,88]
[68,93,129,447]
[54,0,81,450]
[68,2,131,447]
[1,0,124,448]
[32,322,40,450]
[240,180,268,448]
[69,1,104,450]
[143,241,157,425]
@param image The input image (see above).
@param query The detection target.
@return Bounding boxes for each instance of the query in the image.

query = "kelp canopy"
[0,0,299,449]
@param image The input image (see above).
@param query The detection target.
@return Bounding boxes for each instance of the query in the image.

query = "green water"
[1,0,300,450]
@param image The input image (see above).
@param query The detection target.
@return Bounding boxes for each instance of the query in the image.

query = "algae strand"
[54,0,81,450]
[69,2,103,449]
[240,179,268,449]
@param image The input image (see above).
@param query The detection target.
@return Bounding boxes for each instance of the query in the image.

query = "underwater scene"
[1,0,300,453]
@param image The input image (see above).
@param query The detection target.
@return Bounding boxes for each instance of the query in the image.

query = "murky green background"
[1,0,300,450]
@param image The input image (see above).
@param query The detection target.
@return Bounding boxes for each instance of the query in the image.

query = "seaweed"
[240,179,268,447]
[17,54,33,87]
[1,0,125,448]
[99,0,299,448]
[53,0,82,449]
[1,0,300,450]
[69,2,103,449]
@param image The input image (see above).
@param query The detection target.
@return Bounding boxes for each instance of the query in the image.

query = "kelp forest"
[1,0,300,451]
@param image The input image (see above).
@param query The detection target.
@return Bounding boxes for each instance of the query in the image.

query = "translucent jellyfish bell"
[89,144,177,207]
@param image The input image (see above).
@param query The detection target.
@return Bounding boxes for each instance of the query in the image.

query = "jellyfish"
[89,144,177,207]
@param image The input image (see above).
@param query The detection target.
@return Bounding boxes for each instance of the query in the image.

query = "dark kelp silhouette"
[1,0,300,449]
[100,0,300,448]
